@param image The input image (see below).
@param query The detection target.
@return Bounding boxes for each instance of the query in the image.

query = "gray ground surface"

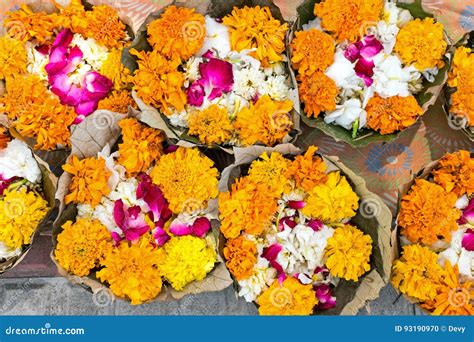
[0,277,422,315]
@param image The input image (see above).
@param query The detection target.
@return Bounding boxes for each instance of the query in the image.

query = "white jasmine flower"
[108,178,147,209]
[376,21,399,54]
[458,249,474,279]
[325,49,362,91]
[0,242,21,260]
[233,66,265,100]
[263,62,285,76]
[324,99,366,130]
[456,195,470,210]
[276,224,335,275]
[260,75,290,101]
[438,227,474,279]
[26,42,48,80]
[71,34,109,70]
[227,50,261,70]
[238,257,276,302]
[77,204,94,219]
[302,18,322,31]
[93,197,120,234]
[98,145,125,192]
[0,139,41,183]
[197,16,231,58]
[168,109,190,128]
[383,1,413,26]
[371,54,419,98]
[184,57,203,86]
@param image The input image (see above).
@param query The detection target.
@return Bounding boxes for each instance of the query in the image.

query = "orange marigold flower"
[394,18,447,71]
[298,72,338,118]
[130,48,187,114]
[286,146,328,192]
[150,147,219,214]
[97,238,164,305]
[247,151,290,196]
[0,36,27,79]
[421,262,474,315]
[118,118,163,175]
[449,86,474,127]
[55,218,113,277]
[366,94,423,134]
[63,155,111,207]
[98,90,136,114]
[223,6,288,67]
[391,244,445,302]
[219,178,278,239]
[314,0,384,43]
[4,4,56,43]
[234,95,293,146]
[0,127,10,149]
[0,74,75,150]
[257,277,317,315]
[291,29,335,76]
[398,179,460,245]
[147,5,205,61]
[223,236,257,281]
[188,105,233,145]
[448,47,474,89]
[83,5,127,48]
[432,150,474,196]
[54,0,88,34]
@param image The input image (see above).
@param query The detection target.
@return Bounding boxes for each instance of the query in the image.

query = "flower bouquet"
[0,126,55,274]
[52,113,231,304]
[445,32,474,141]
[218,144,392,315]
[122,0,299,151]
[0,0,135,151]
[392,150,474,315]
[290,0,450,146]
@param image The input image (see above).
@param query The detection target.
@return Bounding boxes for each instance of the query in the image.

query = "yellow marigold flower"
[100,49,130,91]
[63,156,111,207]
[247,151,291,196]
[0,37,27,79]
[188,105,233,145]
[55,218,113,277]
[391,244,445,302]
[398,179,460,245]
[147,6,205,61]
[302,171,359,223]
[234,95,293,146]
[157,235,216,291]
[150,147,218,214]
[257,277,317,315]
[421,262,474,315]
[97,239,163,304]
[130,48,187,114]
[98,90,136,114]
[366,94,423,134]
[432,150,474,197]
[449,84,474,127]
[118,118,163,175]
[325,224,372,281]
[291,29,335,76]
[223,6,288,67]
[286,146,328,192]
[314,0,384,43]
[0,187,48,249]
[4,4,56,43]
[0,74,75,150]
[298,72,338,118]
[394,18,447,71]
[54,0,88,34]
[223,236,257,281]
[219,178,278,239]
[84,5,127,48]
